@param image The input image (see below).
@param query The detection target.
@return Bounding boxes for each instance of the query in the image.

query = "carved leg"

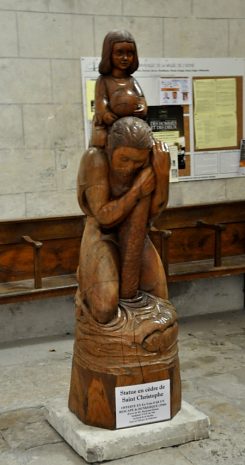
[140,235,168,299]
[82,240,119,324]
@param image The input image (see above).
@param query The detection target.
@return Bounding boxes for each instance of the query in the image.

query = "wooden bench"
[0,201,244,304]
[0,216,85,304]
[151,200,245,283]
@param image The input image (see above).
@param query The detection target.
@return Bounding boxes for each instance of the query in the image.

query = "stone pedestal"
[46,399,210,463]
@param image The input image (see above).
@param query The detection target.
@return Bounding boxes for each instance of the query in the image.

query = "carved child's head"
[99,30,139,75]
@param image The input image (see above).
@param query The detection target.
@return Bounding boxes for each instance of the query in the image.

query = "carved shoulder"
[77,147,109,213]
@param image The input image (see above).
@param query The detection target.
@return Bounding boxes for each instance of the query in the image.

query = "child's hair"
[99,30,139,75]
[107,116,153,154]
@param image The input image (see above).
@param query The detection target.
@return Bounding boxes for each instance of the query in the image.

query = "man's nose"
[126,160,134,171]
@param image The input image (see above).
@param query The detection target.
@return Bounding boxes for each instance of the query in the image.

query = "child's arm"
[133,96,148,117]
[95,76,118,125]
[132,78,148,118]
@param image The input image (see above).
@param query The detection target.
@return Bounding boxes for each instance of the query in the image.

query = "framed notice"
[193,77,243,151]
[115,380,170,429]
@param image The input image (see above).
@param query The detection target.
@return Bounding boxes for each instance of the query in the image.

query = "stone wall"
[0,0,245,219]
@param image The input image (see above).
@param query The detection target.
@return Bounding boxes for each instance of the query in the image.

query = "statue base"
[68,291,181,429]
[46,399,210,463]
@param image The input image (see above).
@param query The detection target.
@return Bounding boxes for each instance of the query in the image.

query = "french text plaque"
[115,379,170,429]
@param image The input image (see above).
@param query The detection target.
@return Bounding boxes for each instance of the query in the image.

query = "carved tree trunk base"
[68,291,181,430]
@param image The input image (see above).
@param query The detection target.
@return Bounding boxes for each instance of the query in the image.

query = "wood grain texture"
[69,292,181,429]
[119,195,151,298]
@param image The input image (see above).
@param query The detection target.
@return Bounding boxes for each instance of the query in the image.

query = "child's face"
[111,42,135,72]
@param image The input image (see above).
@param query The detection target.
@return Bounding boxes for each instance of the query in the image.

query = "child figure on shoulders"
[91,30,148,147]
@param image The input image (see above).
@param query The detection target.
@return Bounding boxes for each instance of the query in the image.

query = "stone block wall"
[0,0,245,219]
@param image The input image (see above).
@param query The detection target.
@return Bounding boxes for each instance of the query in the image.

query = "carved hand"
[151,139,171,175]
[103,111,118,125]
[133,166,155,198]
[133,104,145,116]
[132,97,147,118]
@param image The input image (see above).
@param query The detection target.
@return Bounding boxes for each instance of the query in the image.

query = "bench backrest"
[154,201,245,264]
[0,216,85,282]
[0,201,244,283]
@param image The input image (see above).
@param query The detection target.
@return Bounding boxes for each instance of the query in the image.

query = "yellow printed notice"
[195,113,237,149]
[86,79,96,121]
[195,114,218,149]
[216,113,237,146]
[153,131,180,145]
[194,78,237,150]
[216,78,236,114]
[194,79,216,114]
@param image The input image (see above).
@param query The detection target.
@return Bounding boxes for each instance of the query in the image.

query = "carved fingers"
[134,166,155,198]
[152,139,171,175]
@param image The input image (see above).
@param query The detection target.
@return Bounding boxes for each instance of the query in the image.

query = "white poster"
[160,77,192,105]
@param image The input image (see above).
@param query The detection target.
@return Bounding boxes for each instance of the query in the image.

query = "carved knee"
[89,284,119,324]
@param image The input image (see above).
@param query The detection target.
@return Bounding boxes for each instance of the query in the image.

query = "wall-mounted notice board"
[193,77,243,151]
[81,57,245,182]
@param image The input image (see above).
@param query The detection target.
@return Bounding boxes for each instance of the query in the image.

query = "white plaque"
[115,380,170,429]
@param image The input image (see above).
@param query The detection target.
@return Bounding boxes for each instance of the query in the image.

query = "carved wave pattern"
[73,291,179,374]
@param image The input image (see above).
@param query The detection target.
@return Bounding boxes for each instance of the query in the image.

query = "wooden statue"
[69,31,181,430]
[90,30,147,148]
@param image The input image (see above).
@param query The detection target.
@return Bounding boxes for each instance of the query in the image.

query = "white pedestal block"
[45,398,210,463]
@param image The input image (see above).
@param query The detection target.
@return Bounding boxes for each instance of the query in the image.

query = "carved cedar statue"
[69,30,181,430]
[90,30,147,148]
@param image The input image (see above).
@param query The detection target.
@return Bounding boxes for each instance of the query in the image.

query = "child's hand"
[133,104,145,116]
[133,97,147,117]
[103,111,118,125]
